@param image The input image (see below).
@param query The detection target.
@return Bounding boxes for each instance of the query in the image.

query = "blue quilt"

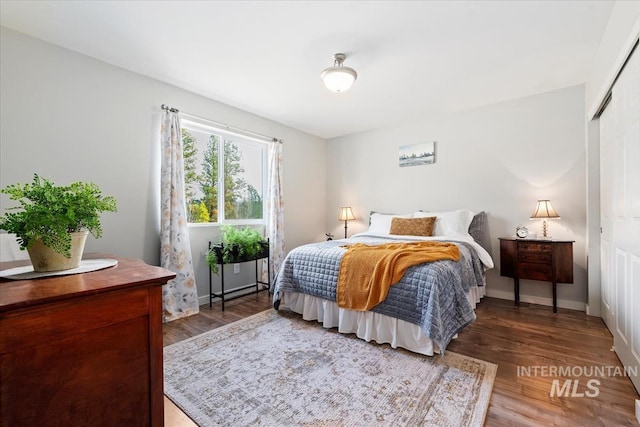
[272,234,487,352]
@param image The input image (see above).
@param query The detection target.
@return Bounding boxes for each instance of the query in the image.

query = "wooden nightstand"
[499,238,574,313]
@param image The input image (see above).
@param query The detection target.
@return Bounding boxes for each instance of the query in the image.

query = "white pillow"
[414,209,474,237]
[368,212,413,234]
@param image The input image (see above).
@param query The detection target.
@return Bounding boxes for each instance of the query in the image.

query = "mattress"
[273,232,492,353]
[280,283,486,355]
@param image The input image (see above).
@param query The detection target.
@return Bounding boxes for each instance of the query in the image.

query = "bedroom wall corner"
[326,85,588,311]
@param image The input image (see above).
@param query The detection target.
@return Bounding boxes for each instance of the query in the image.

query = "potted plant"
[0,174,117,272]
[206,225,268,274]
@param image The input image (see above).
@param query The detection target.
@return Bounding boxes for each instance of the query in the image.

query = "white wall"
[584,2,640,316]
[327,85,587,310]
[0,27,327,301]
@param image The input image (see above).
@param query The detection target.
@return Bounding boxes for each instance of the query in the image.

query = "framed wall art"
[399,141,436,167]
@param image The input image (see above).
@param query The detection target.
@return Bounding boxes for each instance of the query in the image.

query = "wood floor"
[162,294,639,426]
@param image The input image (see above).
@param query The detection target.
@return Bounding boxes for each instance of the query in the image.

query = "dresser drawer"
[517,252,552,264]
[517,262,553,281]
[518,242,552,253]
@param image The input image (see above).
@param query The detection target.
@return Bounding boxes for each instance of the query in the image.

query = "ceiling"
[0,1,614,139]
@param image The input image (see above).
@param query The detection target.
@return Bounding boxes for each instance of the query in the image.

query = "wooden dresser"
[0,255,175,427]
[499,238,574,313]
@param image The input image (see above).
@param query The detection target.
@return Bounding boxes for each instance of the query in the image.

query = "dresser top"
[0,254,175,313]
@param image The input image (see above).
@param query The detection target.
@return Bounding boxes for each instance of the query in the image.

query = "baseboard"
[198,285,269,307]
[198,295,210,306]
[485,289,586,312]
[201,289,585,311]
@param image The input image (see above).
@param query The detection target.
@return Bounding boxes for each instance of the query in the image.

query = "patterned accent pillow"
[389,216,436,237]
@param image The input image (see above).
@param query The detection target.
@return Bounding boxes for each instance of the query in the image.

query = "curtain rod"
[161,104,283,144]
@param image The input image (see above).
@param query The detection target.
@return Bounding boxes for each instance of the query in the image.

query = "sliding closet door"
[600,45,640,394]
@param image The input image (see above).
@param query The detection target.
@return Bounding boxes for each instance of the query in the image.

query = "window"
[181,119,267,224]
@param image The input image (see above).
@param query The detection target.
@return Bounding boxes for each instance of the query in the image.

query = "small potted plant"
[0,174,117,272]
[206,225,268,274]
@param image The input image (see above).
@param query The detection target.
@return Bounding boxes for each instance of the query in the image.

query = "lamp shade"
[530,200,560,219]
[339,206,356,221]
[321,53,357,93]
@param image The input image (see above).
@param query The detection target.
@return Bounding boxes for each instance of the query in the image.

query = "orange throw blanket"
[337,241,460,311]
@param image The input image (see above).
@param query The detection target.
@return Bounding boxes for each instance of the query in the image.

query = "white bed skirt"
[280,285,485,356]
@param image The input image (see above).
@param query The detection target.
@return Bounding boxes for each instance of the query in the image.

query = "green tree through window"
[181,124,265,223]
[182,130,198,203]
[200,135,219,222]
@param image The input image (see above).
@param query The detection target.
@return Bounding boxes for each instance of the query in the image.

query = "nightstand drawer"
[518,242,552,253]
[517,262,553,281]
[517,252,552,264]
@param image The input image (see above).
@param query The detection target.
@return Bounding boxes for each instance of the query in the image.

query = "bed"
[272,209,494,356]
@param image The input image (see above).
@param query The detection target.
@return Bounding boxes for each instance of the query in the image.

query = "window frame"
[181,117,268,227]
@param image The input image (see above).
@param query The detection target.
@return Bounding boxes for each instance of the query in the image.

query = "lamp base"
[540,220,552,239]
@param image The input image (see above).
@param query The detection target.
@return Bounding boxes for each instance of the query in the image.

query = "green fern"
[0,174,117,257]
[205,225,267,274]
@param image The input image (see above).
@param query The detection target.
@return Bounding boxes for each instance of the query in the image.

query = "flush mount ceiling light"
[321,53,357,93]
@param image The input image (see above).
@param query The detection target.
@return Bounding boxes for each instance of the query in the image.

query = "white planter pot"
[27,230,89,272]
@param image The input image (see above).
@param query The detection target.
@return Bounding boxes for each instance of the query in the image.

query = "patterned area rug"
[164,309,496,426]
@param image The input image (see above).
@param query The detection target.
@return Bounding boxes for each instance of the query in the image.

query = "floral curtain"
[263,140,285,283]
[160,109,199,322]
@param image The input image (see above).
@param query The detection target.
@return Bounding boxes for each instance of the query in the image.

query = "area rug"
[164,309,496,426]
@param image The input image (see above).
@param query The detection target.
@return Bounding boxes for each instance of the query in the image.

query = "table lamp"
[530,200,560,239]
[338,207,356,239]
